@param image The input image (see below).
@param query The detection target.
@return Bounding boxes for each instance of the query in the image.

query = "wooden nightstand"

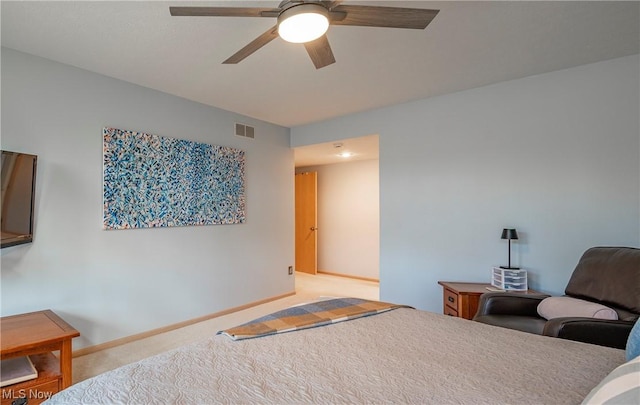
[1,310,79,405]
[438,281,539,320]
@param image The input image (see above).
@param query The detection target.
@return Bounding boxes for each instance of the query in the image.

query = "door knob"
[310,227,318,231]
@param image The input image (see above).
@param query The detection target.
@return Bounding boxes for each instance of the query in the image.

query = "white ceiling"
[2,1,639,165]
[294,134,379,167]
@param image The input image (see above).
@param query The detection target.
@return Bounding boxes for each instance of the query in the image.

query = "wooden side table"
[1,310,79,405]
[438,281,540,320]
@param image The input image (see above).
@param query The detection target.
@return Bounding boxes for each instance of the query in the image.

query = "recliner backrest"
[564,247,640,315]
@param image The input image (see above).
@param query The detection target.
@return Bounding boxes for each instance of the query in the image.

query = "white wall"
[292,55,640,312]
[0,48,294,349]
[296,159,379,280]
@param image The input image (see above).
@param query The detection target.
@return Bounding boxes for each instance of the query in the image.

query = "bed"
[46,298,630,404]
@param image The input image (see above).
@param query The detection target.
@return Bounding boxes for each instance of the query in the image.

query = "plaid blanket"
[218,297,412,340]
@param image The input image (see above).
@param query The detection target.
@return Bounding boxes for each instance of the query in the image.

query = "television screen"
[1,150,37,248]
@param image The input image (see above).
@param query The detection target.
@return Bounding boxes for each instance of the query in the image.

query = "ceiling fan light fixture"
[277,4,329,44]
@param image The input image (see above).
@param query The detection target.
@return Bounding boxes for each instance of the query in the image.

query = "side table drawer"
[443,288,458,311]
[443,305,458,317]
[1,378,58,405]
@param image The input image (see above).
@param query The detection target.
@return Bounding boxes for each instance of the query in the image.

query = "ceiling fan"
[169,1,439,69]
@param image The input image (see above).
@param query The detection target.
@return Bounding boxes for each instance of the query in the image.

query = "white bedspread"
[47,308,624,404]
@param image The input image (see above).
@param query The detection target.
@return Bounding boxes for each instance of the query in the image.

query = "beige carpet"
[72,272,379,383]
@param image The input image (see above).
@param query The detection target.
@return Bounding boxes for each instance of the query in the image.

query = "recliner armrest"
[542,317,634,349]
[473,292,551,318]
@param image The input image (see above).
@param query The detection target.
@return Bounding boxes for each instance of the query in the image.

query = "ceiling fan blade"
[169,7,280,17]
[304,34,336,69]
[223,26,279,65]
[330,5,439,29]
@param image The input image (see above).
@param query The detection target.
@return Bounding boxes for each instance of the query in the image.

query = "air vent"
[235,123,244,136]
[235,123,255,139]
[245,126,255,139]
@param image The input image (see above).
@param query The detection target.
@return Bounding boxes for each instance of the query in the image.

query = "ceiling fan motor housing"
[277,1,326,11]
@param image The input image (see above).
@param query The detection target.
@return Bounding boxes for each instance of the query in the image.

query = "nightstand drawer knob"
[448,296,455,303]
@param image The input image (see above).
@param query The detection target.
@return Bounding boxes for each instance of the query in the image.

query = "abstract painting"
[103,127,245,230]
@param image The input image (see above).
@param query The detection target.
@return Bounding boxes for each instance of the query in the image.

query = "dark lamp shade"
[501,228,519,240]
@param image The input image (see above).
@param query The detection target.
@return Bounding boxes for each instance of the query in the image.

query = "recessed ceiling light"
[337,151,353,158]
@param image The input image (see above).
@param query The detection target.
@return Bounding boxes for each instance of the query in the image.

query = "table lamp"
[500,228,519,269]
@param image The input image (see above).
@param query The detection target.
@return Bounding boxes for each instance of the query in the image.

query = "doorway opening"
[293,134,380,297]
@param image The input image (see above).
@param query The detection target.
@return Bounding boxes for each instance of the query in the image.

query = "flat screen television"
[1,150,37,248]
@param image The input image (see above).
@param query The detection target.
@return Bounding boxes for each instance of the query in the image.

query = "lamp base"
[499,266,520,269]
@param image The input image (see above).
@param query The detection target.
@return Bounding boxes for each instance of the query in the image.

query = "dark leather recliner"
[473,246,640,349]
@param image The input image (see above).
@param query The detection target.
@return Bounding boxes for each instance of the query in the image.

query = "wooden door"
[295,172,317,274]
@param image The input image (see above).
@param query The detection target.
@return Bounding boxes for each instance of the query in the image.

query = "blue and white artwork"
[103,127,245,230]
